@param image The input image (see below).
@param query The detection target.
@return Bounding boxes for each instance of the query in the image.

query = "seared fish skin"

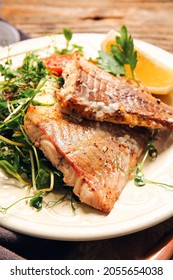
[24,104,149,213]
[59,54,173,130]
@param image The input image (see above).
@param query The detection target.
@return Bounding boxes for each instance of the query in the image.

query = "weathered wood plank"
[1,0,173,53]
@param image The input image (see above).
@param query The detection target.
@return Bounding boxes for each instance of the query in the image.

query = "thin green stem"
[0,195,35,214]
[146,179,173,189]
[39,171,54,192]
[29,150,37,191]
[0,135,24,147]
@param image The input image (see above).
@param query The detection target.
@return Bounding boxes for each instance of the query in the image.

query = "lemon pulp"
[134,53,173,88]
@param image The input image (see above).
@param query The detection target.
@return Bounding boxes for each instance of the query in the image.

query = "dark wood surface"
[2,0,173,53]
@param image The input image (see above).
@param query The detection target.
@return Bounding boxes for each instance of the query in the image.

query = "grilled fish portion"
[58,54,173,130]
[24,104,149,213]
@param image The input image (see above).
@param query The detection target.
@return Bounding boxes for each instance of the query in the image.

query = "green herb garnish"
[134,131,173,189]
[55,28,83,55]
[0,38,72,213]
[0,27,81,213]
[97,50,125,75]
[97,25,138,79]
[63,27,73,48]
[29,193,43,211]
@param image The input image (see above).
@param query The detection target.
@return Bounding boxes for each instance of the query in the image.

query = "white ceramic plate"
[0,33,173,241]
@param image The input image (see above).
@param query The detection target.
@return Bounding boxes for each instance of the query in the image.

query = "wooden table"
[0,0,173,260]
[1,0,173,53]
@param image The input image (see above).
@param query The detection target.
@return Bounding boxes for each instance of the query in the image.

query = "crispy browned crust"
[24,105,149,213]
[59,53,173,130]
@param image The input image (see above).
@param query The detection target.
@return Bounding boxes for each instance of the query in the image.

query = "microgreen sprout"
[0,192,44,214]
[63,28,73,49]
[134,131,173,189]
[29,192,43,211]
[54,28,84,55]
[0,41,72,213]
[46,187,79,214]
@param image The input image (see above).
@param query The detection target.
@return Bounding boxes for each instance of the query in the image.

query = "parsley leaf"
[114,25,137,77]
[97,25,138,78]
[97,50,125,75]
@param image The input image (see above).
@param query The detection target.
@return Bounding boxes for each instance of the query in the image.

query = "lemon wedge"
[101,29,173,95]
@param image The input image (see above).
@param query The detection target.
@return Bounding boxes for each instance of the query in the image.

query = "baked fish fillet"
[24,104,149,213]
[58,54,173,130]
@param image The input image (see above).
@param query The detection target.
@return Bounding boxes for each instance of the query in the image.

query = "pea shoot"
[134,130,173,189]
[0,29,81,213]
[54,28,84,55]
